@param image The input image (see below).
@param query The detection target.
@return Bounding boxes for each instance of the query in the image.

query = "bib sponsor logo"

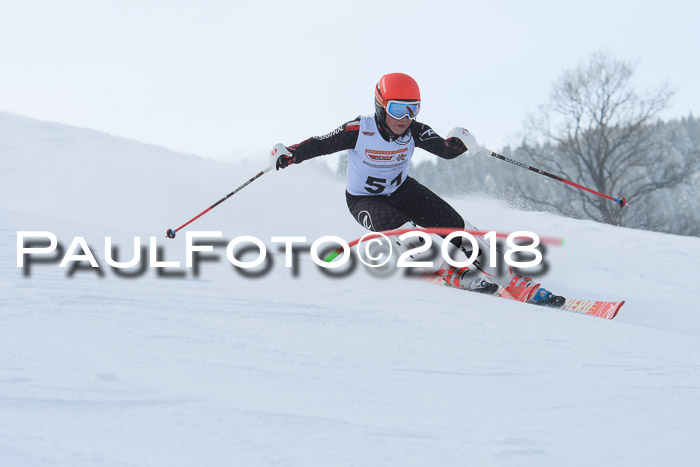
[365,148,409,162]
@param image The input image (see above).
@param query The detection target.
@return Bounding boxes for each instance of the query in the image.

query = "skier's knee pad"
[389,222,444,268]
[390,221,420,253]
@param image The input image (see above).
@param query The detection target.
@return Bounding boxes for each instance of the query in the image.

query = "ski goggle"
[385,100,420,120]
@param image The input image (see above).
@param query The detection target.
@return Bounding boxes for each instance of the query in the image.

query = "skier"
[271,73,563,306]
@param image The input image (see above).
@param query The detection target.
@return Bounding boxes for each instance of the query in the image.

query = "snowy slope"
[1,113,700,467]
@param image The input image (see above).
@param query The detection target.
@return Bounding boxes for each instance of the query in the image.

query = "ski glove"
[447,127,485,155]
[271,143,296,170]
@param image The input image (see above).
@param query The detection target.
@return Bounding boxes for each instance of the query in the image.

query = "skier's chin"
[385,115,411,135]
[390,122,411,134]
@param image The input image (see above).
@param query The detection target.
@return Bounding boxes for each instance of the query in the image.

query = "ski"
[419,268,625,319]
[323,228,624,319]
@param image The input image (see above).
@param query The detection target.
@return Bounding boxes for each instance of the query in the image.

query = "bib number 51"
[364,173,403,194]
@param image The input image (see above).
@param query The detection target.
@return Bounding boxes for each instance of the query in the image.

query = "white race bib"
[345,115,415,196]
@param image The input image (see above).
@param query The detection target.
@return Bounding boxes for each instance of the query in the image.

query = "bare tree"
[518,51,698,226]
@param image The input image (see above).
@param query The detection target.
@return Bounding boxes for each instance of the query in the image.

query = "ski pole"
[483,149,629,208]
[165,147,281,239]
[165,166,272,238]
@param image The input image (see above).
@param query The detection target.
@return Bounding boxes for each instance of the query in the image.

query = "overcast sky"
[1,0,698,163]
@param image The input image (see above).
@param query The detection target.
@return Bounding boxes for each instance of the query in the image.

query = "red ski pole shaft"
[165,165,273,239]
[484,150,630,208]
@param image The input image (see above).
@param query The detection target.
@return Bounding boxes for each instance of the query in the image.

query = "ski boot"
[469,276,500,295]
[529,287,566,308]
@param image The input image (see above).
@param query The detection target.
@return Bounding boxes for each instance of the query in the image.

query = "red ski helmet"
[374,73,421,126]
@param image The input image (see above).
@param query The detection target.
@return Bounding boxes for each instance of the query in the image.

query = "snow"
[1,112,700,466]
